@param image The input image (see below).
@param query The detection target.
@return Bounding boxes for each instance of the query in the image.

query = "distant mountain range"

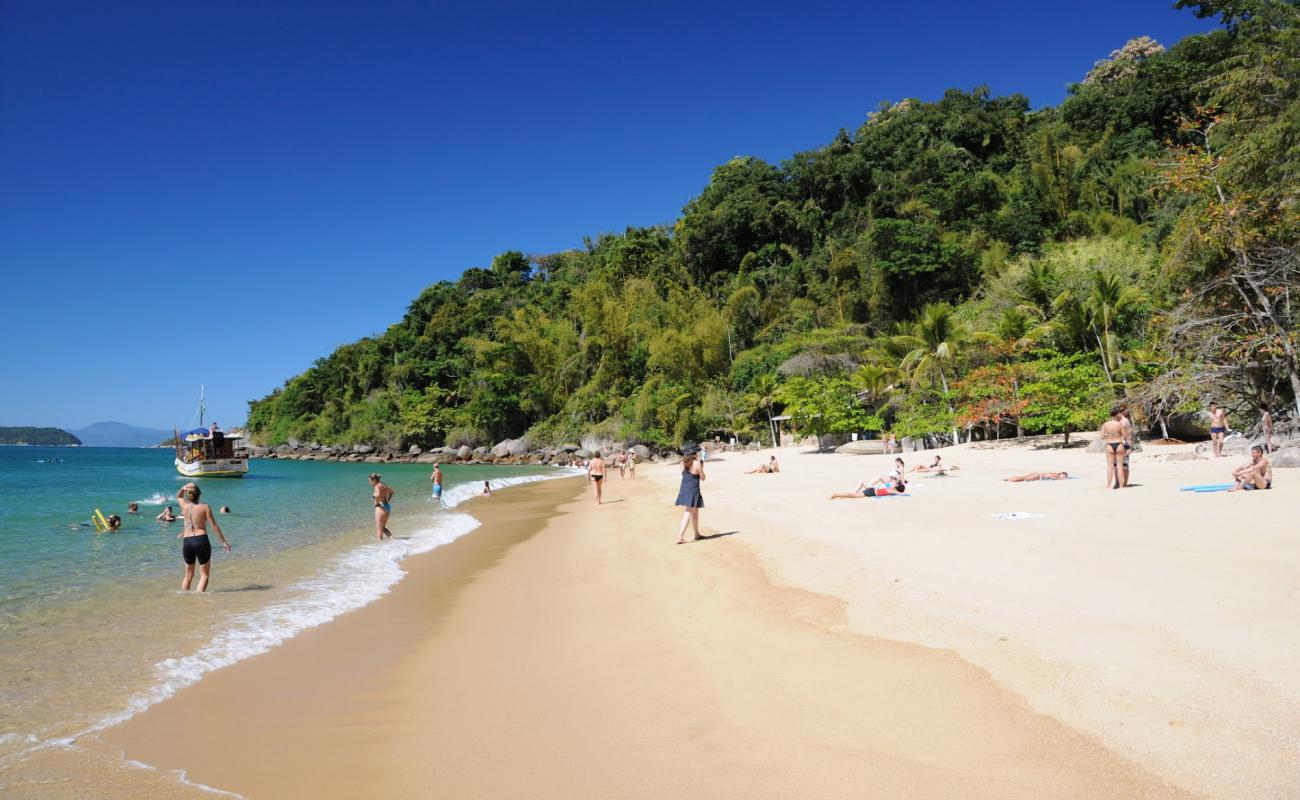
[0,426,81,446]
[70,421,174,448]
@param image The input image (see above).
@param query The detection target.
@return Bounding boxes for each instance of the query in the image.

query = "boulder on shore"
[456,445,472,461]
[363,455,384,464]
[631,444,650,462]
[491,439,515,459]
[408,445,423,456]
[1271,448,1300,468]
[353,444,374,455]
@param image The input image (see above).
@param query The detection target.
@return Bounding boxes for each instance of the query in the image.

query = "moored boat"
[173,388,249,477]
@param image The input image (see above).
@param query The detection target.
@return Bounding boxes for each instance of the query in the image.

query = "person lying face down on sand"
[1004,471,1069,482]
[830,479,906,499]
[1228,446,1272,491]
[911,456,959,475]
[745,456,780,474]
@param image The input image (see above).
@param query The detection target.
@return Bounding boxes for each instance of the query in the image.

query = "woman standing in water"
[176,483,231,592]
[370,473,394,540]
[674,452,705,544]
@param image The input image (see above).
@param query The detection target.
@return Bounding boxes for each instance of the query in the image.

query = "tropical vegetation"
[248,1,1299,451]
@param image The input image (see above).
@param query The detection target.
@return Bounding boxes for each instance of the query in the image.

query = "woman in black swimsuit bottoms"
[177,483,231,592]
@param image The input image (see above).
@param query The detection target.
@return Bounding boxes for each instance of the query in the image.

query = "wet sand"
[102,468,1198,799]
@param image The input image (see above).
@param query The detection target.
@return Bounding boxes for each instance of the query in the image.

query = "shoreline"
[99,459,1201,799]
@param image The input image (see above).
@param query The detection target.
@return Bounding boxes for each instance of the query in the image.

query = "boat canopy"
[182,428,243,442]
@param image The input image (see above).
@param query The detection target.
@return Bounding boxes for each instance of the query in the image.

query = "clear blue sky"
[0,1,1217,431]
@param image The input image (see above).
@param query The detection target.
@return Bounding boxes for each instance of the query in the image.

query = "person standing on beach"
[1261,408,1274,453]
[1119,404,1135,486]
[430,464,444,508]
[675,452,705,544]
[625,449,637,480]
[1209,402,1229,458]
[1100,407,1127,489]
[370,473,394,540]
[588,451,606,505]
[176,482,231,592]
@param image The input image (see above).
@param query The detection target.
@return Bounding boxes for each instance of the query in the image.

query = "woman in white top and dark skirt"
[674,452,705,544]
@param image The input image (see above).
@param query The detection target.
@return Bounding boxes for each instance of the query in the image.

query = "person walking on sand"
[1209,402,1229,458]
[588,451,607,505]
[369,473,394,540]
[626,448,637,480]
[430,464,444,508]
[675,452,705,543]
[176,483,231,592]
[1100,407,1127,489]
[615,449,628,479]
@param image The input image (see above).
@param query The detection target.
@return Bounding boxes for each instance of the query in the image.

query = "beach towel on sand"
[1179,484,1236,493]
[992,512,1045,520]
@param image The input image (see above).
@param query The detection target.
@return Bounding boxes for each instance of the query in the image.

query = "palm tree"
[894,302,967,443]
[1018,260,1058,320]
[747,373,781,447]
[1086,269,1144,382]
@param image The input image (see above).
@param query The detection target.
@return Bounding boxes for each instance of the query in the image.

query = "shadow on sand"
[685,530,739,544]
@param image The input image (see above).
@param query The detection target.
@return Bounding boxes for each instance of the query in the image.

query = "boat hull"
[175,457,248,478]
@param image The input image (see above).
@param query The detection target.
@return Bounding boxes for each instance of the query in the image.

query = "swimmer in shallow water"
[156,506,177,522]
[127,502,140,515]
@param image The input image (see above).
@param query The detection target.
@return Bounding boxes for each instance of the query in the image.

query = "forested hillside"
[248,1,1299,450]
[0,427,81,446]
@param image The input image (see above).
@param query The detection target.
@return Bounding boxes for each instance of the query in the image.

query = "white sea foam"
[133,492,172,506]
[92,470,580,735]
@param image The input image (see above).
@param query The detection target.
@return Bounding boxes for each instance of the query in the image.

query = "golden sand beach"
[97,437,1297,799]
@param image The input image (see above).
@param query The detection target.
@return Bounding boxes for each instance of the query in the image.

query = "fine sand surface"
[93,442,1270,799]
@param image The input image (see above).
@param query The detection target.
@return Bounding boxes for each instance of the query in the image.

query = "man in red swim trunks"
[829,479,907,499]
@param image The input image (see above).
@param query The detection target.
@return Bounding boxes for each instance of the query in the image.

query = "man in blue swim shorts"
[430,464,444,507]
[1209,402,1229,458]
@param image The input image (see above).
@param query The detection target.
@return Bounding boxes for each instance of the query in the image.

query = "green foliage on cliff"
[0,427,81,446]
[249,2,1300,448]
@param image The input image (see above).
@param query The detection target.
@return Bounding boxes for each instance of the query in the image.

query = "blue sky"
[0,1,1217,430]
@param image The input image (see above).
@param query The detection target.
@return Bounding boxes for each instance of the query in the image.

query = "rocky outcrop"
[244,435,768,467]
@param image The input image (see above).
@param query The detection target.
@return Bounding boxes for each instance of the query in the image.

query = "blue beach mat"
[1179,483,1235,493]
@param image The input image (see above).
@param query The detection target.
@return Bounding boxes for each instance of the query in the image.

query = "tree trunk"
[939,369,958,443]
[767,410,777,448]
[1159,414,1170,441]
[1063,428,1071,447]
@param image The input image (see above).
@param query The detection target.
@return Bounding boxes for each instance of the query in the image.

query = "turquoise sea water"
[0,446,567,795]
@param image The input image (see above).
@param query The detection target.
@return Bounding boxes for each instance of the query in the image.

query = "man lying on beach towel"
[1228,446,1272,491]
[830,479,907,499]
[1003,471,1069,482]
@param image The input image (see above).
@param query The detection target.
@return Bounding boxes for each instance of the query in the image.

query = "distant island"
[0,427,82,446]
[71,421,175,448]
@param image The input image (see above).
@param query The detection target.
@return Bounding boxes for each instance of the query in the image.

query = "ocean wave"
[439,469,582,509]
[92,470,580,735]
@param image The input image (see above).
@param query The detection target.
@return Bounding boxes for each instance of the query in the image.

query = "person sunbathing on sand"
[830,479,906,499]
[911,456,959,475]
[1228,446,1272,491]
[745,456,780,474]
[1004,471,1069,482]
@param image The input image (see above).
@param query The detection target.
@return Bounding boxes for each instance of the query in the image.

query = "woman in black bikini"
[176,483,231,592]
